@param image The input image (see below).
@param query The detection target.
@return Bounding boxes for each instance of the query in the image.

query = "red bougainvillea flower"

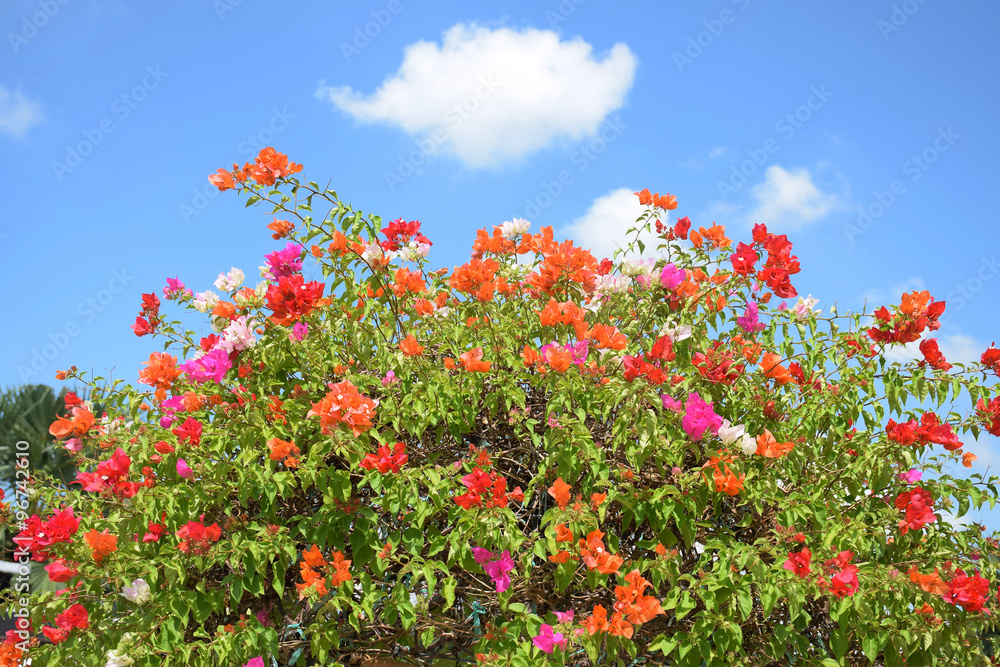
[895,487,936,535]
[943,570,990,613]
[15,506,80,561]
[868,290,945,345]
[360,442,408,474]
[75,448,140,498]
[885,412,961,450]
[41,603,89,644]
[44,559,78,583]
[976,397,1000,436]
[176,520,222,555]
[266,274,326,326]
[982,344,1000,376]
[172,417,203,447]
[308,380,377,436]
[919,338,952,371]
[825,551,860,598]
[783,548,811,578]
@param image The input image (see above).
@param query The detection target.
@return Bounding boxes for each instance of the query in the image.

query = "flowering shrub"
[5,151,1000,666]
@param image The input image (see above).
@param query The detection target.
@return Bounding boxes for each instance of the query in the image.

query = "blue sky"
[2,1,999,521]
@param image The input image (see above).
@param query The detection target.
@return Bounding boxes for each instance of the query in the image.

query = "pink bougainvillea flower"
[897,469,922,484]
[176,459,193,479]
[244,657,265,667]
[264,242,304,280]
[660,263,685,290]
[681,392,723,441]
[661,394,683,413]
[736,301,765,334]
[179,349,232,384]
[532,623,566,653]
[290,322,308,342]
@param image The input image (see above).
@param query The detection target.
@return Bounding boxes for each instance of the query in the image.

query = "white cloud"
[317,23,637,168]
[708,146,726,158]
[559,187,655,260]
[883,332,984,366]
[0,84,42,138]
[745,165,840,230]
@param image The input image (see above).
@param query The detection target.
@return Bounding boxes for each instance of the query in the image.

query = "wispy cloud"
[0,84,42,138]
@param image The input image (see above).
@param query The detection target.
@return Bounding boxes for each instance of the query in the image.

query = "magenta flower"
[290,322,308,342]
[264,242,303,280]
[163,276,191,300]
[898,469,922,484]
[662,394,683,413]
[471,546,515,593]
[736,301,765,334]
[554,609,574,624]
[660,263,685,290]
[244,658,265,667]
[532,624,566,654]
[176,458,193,479]
[179,348,232,384]
[682,392,723,441]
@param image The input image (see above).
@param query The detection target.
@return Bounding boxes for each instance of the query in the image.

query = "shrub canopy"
[5,148,1000,666]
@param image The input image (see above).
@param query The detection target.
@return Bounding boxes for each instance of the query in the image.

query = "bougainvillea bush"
[5,148,1000,666]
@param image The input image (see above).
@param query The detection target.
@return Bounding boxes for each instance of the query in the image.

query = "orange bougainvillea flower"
[450,258,506,302]
[267,438,300,468]
[963,452,978,468]
[307,380,378,436]
[392,267,426,298]
[554,524,574,543]
[755,429,795,458]
[538,298,588,341]
[584,604,610,635]
[49,406,96,440]
[548,477,571,509]
[549,549,576,564]
[138,352,182,392]
[589,323,627,350]
[591,492,607,509]
[84,529,118,565]
[399,334,424,357]
[267,218,295,240]
[909,567,949,596]
[543,346,573,373]
[458,348,491,373]
[296,545,352,599]
[760,352,793,385]
[521,345,539,367]
[698,223,731,249]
